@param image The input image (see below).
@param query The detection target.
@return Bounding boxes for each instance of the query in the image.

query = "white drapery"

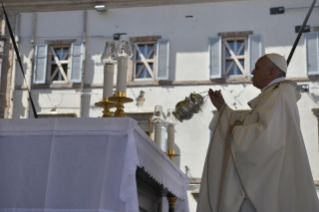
[0,118,189,212]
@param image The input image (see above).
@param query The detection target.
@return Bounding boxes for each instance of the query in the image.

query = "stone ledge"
[16,77,314,90]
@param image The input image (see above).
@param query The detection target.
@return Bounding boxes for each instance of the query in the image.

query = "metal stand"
[109,92,133,117]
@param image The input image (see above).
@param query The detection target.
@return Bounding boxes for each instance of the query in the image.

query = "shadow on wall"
[85,39,112,85]
[25,90,79,118]
[83,53,102,117]
[13,46,37,118]
[307,92,319,105]
[85,54,103,85]
[15,53,30,87]
[12,91,26,119]
[82,91,92,118]
[29,90,45,119]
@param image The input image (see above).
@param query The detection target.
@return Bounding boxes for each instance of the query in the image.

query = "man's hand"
[229,124,236,136]
[209,89,225,111]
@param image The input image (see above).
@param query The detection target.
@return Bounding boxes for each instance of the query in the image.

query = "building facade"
[1,0,319,210]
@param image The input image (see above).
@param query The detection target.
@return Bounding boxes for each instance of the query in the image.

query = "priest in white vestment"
[197,54,319,212]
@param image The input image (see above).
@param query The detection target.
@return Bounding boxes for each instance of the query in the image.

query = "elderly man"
[197,54,319,212]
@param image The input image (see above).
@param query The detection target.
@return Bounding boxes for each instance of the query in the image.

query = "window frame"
[47,44,71,84]
[222,37,249,78]
[132,41,157,82]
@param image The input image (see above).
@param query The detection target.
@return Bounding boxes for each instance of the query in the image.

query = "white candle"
[167,124,175,151]
[103,64,114,99]
[116,57,128,93]
[154,121,162,148]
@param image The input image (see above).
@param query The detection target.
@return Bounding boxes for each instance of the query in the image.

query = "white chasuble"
[197,81,319,212]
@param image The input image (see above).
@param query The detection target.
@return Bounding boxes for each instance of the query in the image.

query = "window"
[33,42,84,84]
[223,38,246,76]
[209,32,261,79]
[129,36,170,82]
[48,45,70,82]
[133,42,156,80]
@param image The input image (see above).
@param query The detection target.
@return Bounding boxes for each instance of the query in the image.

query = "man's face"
[251,56,272,89]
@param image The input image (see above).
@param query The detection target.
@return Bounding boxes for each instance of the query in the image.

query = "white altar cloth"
[0,118,189,212]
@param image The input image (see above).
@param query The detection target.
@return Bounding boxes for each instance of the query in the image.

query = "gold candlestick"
[109,92,133,117]
[167,150,180,162]
[168,196,177,211]
[95,98,117,117]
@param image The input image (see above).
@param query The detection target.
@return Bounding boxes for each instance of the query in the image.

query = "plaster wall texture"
[8,0,319,210]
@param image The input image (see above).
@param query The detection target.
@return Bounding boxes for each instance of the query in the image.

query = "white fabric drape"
[0,118,189,212]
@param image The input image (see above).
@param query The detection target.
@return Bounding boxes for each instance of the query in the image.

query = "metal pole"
[287,0,317,66]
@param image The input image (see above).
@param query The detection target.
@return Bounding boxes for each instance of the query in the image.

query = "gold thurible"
[109,92,133,117]
[95,98,117,117]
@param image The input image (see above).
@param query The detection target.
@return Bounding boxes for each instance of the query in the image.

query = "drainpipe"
[79,11,87,118]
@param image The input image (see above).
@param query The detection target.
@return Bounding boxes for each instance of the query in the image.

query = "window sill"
[16,77,313,91]
[17,83,81,90]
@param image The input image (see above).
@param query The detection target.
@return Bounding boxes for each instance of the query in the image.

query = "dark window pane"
[236,65,243,75]
[137,45,145,60]
[146,63,153,78]
[228,41,234,52]
[140,69,146,78]
[227,61,243,76]
[226,60,235,76]
[226,61,233,70]
[240,60,245,69]
[226,48,231,57]
[240,47,245,56]
[51,65,59,81]
[228,66,235,75]
[136,64,144,78]
[149,52,154,59]
[55,49,62,60]
[236,64,243,75]
[237,41,243,49]
[62,64,68,76]
[51,65,57,76]
[63,48,69,60]
[147,45,154,58]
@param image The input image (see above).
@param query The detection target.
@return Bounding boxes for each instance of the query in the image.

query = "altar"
[0,118,189,212]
